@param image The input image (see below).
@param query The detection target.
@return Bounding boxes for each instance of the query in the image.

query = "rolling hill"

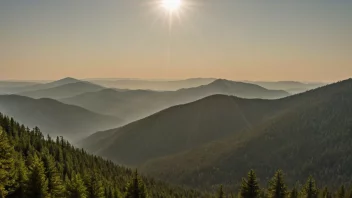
[248,81,325,94]
[0,81,40,94]
[0,95,122,141]
[81,78,352,189]
[0,77,80,95]
[19,81,105,99]
[62,79,289,122]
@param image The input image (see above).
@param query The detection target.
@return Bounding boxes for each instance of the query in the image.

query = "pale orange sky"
[1,0,351,82]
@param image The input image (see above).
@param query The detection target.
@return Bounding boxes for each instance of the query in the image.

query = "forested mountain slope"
[0,113,210,197]
[80,94,284,166]
[0,95,122,141]
[62,79,289,122]
[140,79,352,189]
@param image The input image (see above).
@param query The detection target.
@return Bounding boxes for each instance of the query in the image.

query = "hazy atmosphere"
[1,0,351,81]
[1,1,352,198]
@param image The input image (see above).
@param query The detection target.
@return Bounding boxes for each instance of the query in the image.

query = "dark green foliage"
[42,153,65,197]
[84,171,104,198]
[268,170,287,198]
[26,154,49,198]
[321,187,331,198]
[348,188,352,198]
[8,154,28,198]
[66,173,87,198]
[0,112,209,198]
[289,187,298,198]
[0,128,14,197]
[124,170,148,198]
[337,185,346,198]
[303,176,318,198]
[217,185,224,198]
[240,170,260,198]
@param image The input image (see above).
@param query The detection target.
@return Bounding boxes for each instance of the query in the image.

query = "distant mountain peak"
[208,79,264,89]
[55,77,80,83]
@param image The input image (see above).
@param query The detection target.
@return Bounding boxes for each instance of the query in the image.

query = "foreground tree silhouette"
[125,170,148,198]
[240,170,260,198]
[0,128,15,197]
[26,154,49,198]
[303,176,318,198]
[268,170,287,198]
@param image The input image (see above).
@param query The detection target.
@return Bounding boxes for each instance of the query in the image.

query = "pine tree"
[321,187,331,198]
[303,176,318,198]
[268,170,287,198]
[260,188,268,198]
[218,185,225,198]
[8,154,28,198]
[66,173,87,198]
[85,171,105,198]
[348,188,352,198]
[26,154,49,198]
[289,187,298,198]
[240,170,260,198]
[125,170,148,198]
[337,185,346,198]
[0,128,15,198]
[43,153,65,197]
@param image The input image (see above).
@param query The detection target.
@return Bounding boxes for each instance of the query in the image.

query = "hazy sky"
[1,0,351,81]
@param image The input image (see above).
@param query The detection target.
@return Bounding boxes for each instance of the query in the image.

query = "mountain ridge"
[0,94,123,141]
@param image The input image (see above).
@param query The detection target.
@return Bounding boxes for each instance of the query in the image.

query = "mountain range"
[88,78,324,94]
[18,81,105,99]
[87,78,216,91]
[62,79,289,122]
[80,78,352,189]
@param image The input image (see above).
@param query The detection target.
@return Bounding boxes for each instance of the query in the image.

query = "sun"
[161,0,182,12]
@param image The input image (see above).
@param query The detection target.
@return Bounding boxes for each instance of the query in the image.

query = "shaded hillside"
[140,79,352,189]
[80,94,283,166]
[19,81,105,99]
[0,95,122,141]
[62,79,289,121]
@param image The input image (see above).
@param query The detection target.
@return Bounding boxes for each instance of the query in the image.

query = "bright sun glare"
[161,0,182,12]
